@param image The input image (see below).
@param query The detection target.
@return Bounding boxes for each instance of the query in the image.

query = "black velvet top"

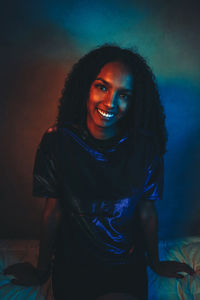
[32,122,164,266]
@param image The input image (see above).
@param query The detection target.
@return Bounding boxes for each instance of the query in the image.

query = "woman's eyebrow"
[96,77,110,86]
[95,77,132,93]
[119,88,133,93]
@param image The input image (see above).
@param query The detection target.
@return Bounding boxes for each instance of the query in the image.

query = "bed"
[0,236,200,299]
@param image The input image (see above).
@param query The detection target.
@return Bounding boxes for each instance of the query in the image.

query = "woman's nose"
[104,91,118,108]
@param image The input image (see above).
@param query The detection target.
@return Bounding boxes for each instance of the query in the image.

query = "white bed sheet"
[147,236,200,300]
[0,240,53,300]
[0,237,200,299]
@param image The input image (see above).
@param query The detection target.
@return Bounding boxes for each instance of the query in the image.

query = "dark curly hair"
[56,44,168,157]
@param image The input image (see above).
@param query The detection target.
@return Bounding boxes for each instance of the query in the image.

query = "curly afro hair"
[56,43,168,157]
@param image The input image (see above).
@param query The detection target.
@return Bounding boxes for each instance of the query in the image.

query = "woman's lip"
[96,107,117,115]
[96,108,116,120]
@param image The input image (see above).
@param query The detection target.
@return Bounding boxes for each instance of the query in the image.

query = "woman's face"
[86,61,134,139]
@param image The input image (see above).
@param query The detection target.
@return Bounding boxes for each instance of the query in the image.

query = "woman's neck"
[86,119,120,141]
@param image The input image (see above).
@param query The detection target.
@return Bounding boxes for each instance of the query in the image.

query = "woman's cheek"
[119,100,128,112]
[90,90,101,102]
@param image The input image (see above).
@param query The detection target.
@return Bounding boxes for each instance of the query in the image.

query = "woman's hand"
[3,262,50,286]
[151,260,195,279]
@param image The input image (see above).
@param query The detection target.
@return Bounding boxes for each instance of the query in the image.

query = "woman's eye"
[120,94,130,100]
[95,84,107,92]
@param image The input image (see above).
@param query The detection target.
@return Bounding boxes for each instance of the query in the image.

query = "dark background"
[1,0,200,239]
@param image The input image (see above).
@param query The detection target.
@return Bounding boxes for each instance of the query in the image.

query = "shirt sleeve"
[142,155,164,201]
[32,127,60,198]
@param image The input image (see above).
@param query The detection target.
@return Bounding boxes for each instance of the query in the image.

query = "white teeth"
[97,108,114,118]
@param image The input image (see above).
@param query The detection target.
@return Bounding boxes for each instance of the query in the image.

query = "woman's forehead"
[95,61,134,90]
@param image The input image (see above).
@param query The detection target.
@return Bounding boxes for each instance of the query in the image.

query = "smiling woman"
[86,61,134,140]
[3,44,195,300]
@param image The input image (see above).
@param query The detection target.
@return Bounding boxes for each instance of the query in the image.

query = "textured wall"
[1,0,200,239]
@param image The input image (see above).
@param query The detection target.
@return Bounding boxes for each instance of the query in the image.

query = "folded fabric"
[0,237,200,299]
[148,236,200,300]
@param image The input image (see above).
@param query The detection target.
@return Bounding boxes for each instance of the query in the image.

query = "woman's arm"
[138,199,195,278]
[37,197,62,281]
[4,197,62,286]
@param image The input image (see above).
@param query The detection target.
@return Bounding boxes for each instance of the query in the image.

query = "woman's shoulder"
[40,122,80,147]
[42,122,76,139]
[41,125,58,142]
[36,125,60,155]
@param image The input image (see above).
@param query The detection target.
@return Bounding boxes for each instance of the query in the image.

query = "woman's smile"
[96,107,115,119]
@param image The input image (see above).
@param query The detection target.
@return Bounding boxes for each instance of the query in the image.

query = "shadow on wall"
[157,80,200,239]
[182,127,200,236]
[0,57,75,238]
